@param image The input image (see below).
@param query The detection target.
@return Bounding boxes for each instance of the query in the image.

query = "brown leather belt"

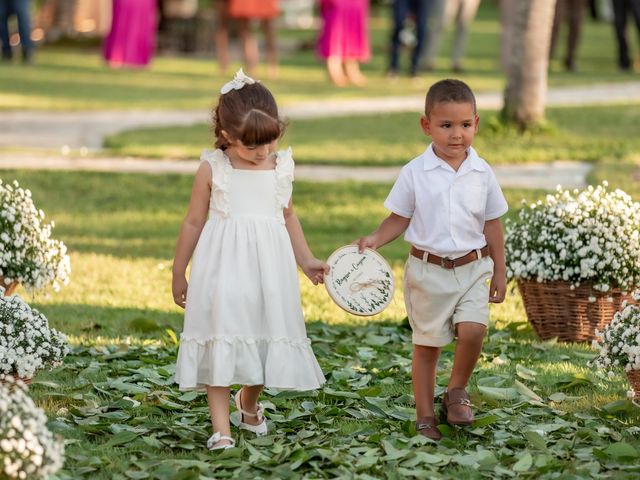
[410,245,490,269]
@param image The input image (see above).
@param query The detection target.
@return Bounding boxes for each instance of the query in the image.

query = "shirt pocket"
[460,183,487,217]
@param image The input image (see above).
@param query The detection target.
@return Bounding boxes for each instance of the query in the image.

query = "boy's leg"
[412,344,441,417]
[413,344,442,440]
[206,386,232,446]
[448,321,486,390]
[443,321,486,425]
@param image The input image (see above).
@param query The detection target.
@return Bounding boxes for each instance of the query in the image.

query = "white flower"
[0,377,64,479]
[591,290,640,375]
[0,180,71,292]
[505,183,640,292]
[0,292,69,379]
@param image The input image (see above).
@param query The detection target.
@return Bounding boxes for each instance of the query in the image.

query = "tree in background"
[502,0,558,130]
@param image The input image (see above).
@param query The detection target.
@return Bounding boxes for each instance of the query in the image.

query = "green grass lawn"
[1,166,639,478]
[104,102,640,166]
[0,4,635,112]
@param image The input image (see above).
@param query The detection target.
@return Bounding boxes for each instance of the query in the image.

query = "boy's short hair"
[424,79,477,116]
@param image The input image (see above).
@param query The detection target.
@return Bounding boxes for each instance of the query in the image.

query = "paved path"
[2,81,638,186]
[2,82,639,151]
[0,152,592,188]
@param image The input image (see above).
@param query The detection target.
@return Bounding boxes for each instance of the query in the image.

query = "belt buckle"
[441,256,454,269]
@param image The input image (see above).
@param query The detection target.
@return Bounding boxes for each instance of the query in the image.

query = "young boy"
[357,79,508,440]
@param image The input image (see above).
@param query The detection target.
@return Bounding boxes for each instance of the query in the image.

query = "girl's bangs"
[239,111,282,147]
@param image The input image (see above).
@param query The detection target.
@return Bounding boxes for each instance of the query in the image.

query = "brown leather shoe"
[415,416,442,440]
[442,388,474,425]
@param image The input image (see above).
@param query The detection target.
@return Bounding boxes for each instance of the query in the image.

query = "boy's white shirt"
[384,143,508,259]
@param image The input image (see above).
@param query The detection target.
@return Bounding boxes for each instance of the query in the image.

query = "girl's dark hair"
[212,82,286,150]
[425,79,476,116]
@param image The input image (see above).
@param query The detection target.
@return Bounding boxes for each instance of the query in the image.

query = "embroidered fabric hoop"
[324,245,395,316]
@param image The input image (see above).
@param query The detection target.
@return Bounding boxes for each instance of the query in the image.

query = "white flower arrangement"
[0,376,65,479]
[591,290,640,376]
[0,289,70,379]
[505,182,640,292]
[0,179,71,292]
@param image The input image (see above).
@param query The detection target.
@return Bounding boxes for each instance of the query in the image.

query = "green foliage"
[30,322,640,479]
[1,165,637,478]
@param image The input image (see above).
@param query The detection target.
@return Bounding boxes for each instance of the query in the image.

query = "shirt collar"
[422,144,486,173]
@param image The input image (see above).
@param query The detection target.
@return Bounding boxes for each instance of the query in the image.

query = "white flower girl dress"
[175,148,325,391]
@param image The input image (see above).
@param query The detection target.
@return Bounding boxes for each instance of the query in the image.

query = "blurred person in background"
[103,0,157,68]
[499,0,516,72]
[227,0,279,78]
[611,0,640,71]
[549,0,586,72]
[0,0,33,63]
[388,0,434,78]
[317,0,370,86]
[421,0,480,73]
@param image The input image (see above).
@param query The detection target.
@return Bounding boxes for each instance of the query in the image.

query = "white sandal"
[234,389,268,436]
[206,432,235,451]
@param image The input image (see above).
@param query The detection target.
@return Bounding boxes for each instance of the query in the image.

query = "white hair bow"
[220,68,257,94]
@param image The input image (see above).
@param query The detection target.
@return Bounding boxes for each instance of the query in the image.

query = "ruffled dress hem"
[174,335,326,392]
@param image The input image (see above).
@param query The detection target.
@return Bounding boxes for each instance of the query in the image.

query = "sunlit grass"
[104,103,640,166]
[2,167,638,477]
[2,168,635,342]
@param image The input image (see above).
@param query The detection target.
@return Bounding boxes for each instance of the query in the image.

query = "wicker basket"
[0,276,19,296]
[517,280,633,342]
[0,375,32,386]
[627,370,640,401]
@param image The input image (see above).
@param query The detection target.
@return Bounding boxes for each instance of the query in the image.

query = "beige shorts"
[403,254,494,347]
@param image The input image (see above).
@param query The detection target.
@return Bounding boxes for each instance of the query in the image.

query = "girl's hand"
[302,258,330,285]
[172,275,188,309]
[489,273,506,303]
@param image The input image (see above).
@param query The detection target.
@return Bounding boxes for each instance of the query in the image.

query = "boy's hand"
[302,258,330,285]
[489,273,506,303]
[355,235,377,253]
[172,276,188,309]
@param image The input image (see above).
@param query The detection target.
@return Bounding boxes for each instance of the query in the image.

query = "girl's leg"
[344,59,366,86]
[237,385,264,426]
[448,322,486,389]
[326,56,347,86]
[412,344,441,417]
[206,386,232,447]
[237,18,258,75]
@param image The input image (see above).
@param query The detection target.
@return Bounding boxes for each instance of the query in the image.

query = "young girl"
[172,69,328,450]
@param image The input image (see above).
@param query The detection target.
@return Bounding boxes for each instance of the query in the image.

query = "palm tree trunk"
[503,0,558,130]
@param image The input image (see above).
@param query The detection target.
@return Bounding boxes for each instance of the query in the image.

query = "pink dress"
[317,0,370,61]
[103,0,157,68]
